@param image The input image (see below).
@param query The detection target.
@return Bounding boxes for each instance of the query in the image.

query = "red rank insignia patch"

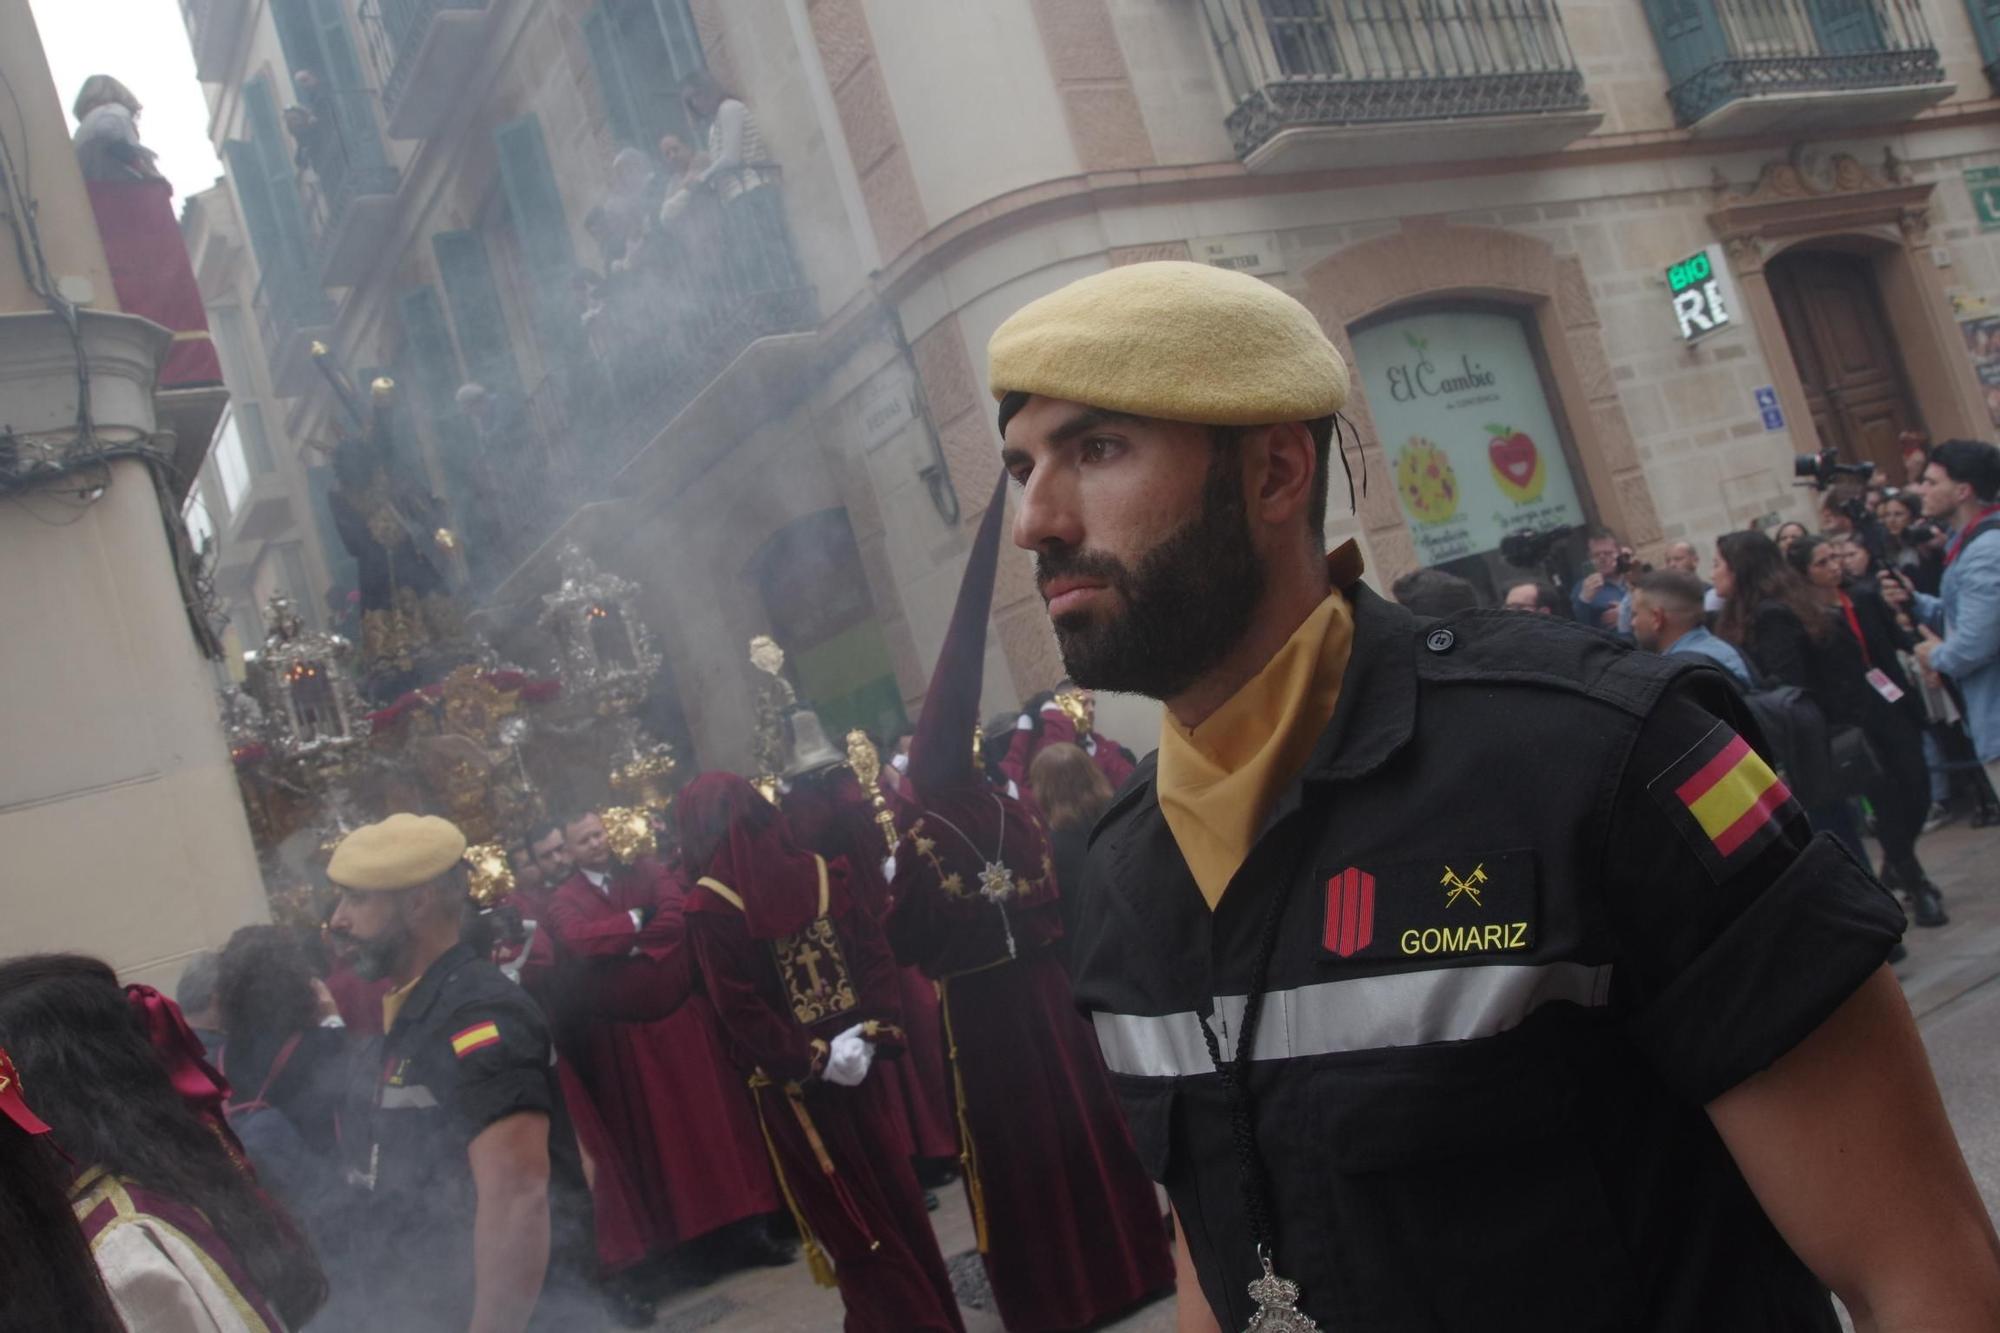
[1322,867,1375,958]
[1649,721,1799,879]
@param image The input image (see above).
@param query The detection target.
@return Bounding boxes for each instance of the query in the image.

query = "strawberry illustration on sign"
[1486,422,1546,504]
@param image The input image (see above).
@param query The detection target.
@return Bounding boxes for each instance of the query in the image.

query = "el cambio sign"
[1350,309,1587,566]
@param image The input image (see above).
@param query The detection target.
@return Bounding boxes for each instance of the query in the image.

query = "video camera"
[1499,525,1577,590]
[1793,448,1875,492]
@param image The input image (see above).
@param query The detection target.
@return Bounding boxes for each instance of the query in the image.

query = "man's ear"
[1250,421,1316,530]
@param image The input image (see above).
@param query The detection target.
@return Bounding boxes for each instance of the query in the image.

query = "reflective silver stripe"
[1092,961,1613,1078]
[379,1084,440,1109]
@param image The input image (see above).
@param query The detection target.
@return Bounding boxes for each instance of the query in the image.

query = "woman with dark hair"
[1028,741,1116,963]
[0,1048,127,1333]
[0,953,328,1331]
[1879,491,1945,595]
[1716,532,1945,926]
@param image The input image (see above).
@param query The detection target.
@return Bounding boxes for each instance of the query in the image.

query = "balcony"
[474,174,820,604]
[1644,0,1951,135]
[299,88,401,287]
[253,273,334,398]
[1200,0,1601,173]
[359,0,491,140]
[181,0,250,82]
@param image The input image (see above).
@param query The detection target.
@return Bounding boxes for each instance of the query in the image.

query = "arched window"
[1349,302,1593,594]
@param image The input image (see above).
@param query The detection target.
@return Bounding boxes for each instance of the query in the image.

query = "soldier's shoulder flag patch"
[451,1021,502,1058]
[1648,720,1799,879]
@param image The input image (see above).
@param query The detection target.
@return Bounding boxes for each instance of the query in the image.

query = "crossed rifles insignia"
[1441,863,1487,908]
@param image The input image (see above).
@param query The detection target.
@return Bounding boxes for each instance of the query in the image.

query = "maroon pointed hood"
[908,472,1009,795]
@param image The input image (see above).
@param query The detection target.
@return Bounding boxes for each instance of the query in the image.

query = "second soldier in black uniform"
[326,813,600,1333]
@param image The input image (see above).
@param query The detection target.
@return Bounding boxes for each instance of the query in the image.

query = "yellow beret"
[988,260,1348,429]
[326,814,468,892]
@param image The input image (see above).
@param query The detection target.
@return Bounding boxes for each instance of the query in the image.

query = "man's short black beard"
[349,922,410,982]
[1038,445,1264,700]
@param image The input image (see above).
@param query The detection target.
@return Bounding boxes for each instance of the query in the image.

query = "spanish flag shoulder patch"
[1647,720,1799,880]
[450,1021,502,1059]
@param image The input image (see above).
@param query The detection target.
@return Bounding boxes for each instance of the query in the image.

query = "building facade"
[180,0,2000,766]
[6,10,261,989]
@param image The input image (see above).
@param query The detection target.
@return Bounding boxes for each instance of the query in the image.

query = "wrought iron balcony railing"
[1202,0,1591,161]
[1644,0,1945,127]
[357,0,490,137]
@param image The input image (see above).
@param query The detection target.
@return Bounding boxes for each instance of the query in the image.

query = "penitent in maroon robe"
[782,766,957,1162]
[681,773,964,1333]
[888,786,1172,1331]
[888,473,1170,1331]
[546,863,779,1249]
[503,883,653,1273]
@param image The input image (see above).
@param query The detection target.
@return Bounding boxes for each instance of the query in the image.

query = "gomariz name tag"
[1320,849,1538,962]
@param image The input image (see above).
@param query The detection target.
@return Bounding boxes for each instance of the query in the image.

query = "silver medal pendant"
[1245,1252,1318,1332]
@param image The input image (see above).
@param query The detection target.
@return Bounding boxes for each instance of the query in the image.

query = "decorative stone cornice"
[0,308,172,446]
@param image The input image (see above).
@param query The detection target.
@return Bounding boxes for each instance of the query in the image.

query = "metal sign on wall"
[1191,232,1286,276]
[1666,243,1736,343]
[1967,167,2000,233]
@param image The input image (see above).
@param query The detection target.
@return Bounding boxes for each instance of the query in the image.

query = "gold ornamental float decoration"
[463,842,515,908]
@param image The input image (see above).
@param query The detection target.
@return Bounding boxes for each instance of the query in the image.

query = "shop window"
[754,509,908,745]
[1349,304,1592,594]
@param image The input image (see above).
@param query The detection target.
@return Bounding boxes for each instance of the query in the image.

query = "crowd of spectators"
[1397,437,2000,936]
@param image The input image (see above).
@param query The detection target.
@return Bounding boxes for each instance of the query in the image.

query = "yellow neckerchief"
[379,973,422,1033]
[1156,588,1354,910]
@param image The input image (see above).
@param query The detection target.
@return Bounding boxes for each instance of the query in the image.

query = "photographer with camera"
[1882,440,2000,798]
[1572,528,1639,632]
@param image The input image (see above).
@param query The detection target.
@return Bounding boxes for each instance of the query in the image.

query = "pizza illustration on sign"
[1394,437,1458,525]
[1486,422,1546,504]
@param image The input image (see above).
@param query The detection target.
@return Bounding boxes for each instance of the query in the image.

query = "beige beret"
[988,260,1349,429]
[326,813,468,892]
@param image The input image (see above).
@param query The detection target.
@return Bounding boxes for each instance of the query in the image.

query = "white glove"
[1016,713,1035,730]
[889,752,909,774]
[823,1023,876,1087]
[881,855,897,883]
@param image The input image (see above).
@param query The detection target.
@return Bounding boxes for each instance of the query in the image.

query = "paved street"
[642,820,2000,1332]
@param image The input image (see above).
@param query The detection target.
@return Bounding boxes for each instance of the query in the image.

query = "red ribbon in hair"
[0,1048,52,1137]
[124,984,242,1154]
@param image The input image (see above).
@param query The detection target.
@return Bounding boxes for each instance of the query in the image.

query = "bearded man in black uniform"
[989,261,2000,1332]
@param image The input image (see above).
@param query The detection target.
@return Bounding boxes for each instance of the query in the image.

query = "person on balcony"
[71,76,160,183]
[70,76,223,389]
[680,73,803,301]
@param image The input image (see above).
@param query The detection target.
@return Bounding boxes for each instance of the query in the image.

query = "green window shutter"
[433,230,523,402]
[397,286,465,418]
[651,0,704,80]
[243,79,319,286]
[305,0,392,175]
[269,0,327,83]
[494,116,575,280]
[584,7,643,149]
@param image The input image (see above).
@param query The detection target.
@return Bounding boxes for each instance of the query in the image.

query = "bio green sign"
[1665,243,1733,342]
[1968,167,2000,233]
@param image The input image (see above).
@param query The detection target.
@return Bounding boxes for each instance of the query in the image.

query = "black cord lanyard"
[1192,836,1321,1331]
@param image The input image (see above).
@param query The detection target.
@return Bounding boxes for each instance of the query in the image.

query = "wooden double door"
[1767,248,1925,477]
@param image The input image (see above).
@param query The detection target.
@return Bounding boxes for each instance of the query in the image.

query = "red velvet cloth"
[547,864,777,1247]
[84,180,222,388]
[888,787,1173,1331]
[686,833,962,1332]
